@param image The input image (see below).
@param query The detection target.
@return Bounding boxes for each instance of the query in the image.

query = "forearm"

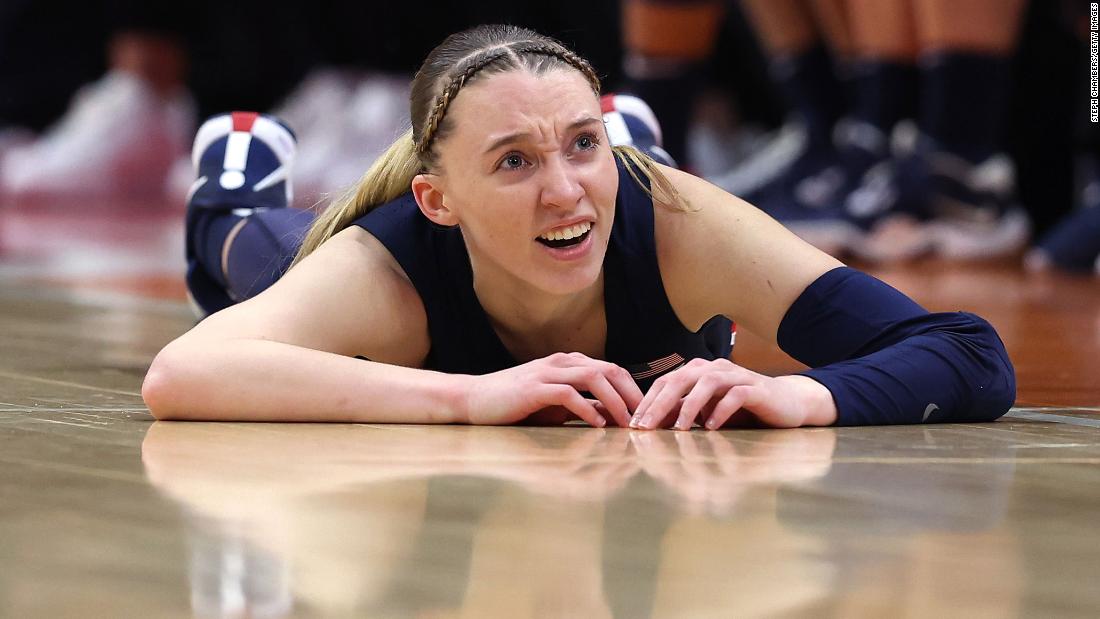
[778,267,1016,425]
[143,338,466,423]
[797,316,1015,425]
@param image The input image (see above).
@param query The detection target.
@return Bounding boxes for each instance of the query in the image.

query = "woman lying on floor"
[141,24,1015,429]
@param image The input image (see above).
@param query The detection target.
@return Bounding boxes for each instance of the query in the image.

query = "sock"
[849,59,919,134]
[222,208,316,301]
[623,57,703,166]
[920,52,1011,163]
[192,211,244,289]
[770,44,847,150]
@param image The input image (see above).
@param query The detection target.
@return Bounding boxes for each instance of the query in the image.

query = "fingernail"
[597,416,607,427]
[706,419,717,430]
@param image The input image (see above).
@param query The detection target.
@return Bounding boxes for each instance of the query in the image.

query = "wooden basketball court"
[2,200,1098,617]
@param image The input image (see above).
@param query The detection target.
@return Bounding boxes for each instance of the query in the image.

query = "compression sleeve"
[776,267,1016,426]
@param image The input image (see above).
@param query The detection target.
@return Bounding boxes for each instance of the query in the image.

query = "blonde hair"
[291,24,689,267]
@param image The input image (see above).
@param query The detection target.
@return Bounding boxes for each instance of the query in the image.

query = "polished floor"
[2,202,1100,618]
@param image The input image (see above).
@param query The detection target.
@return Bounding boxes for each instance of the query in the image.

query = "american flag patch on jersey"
[628,353,686,380]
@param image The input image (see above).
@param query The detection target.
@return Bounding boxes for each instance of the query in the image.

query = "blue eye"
[576,134,599,150]
[500,153,527,170]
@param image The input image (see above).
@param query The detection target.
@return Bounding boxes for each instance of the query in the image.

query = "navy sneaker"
[185,111,297,317]
[842,128,1030,262]
[1026,155,1100,273]
[601,93,677,167]
[761,119,891,256]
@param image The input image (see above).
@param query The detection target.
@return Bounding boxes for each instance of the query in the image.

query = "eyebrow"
[483,117,602,155]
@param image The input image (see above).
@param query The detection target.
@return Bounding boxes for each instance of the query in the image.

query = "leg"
[740,0,846,150]
[842,0,919,133]
[912,0,1026,162]
[185,111,301,316]
[620,0,726,166]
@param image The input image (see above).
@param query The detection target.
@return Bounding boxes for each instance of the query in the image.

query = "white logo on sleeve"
[922,403,940,422]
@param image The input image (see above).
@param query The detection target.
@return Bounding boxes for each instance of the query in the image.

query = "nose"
[539,155,584,209]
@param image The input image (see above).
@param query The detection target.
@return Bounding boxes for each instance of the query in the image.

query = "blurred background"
[0,0,1093,285]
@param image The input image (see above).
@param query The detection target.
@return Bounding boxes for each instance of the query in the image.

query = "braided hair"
[412,29,602,164]
[293,24,687,267]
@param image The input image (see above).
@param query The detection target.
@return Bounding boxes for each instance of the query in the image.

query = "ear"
[411,173,459,227]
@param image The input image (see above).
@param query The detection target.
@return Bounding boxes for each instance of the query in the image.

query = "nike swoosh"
[922,403,940,422]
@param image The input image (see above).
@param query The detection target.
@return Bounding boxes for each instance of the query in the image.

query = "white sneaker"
[315,73,410,198]
[706,122,806,197]
[1,71,194,200]
[270,68,357,204]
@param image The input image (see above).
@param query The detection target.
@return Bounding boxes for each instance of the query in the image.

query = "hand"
[628,358,837,430]
[462,352,645,428]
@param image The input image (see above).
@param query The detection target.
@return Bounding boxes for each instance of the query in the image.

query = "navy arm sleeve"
[776,267,1016,426]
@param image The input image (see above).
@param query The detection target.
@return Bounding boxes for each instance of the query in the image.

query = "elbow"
[142,346,191,421]
[963,313,1017,422]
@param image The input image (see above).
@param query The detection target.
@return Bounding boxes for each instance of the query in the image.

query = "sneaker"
[315,73,411,196]
[844,129,1030,262]
[707,122,806,200]
[601,93,676,167]
[271,68,358,203]
[1026,155,1100,273]
[758,119,891,256]
[0,70,193,200]
[185,111,297,317]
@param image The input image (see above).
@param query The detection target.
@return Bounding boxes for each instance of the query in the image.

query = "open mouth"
[536,222,593,249]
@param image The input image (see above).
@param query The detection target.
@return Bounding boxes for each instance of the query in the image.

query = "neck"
[470,262,605,362]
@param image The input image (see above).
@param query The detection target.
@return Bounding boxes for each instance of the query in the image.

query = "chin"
[531,249,606,296]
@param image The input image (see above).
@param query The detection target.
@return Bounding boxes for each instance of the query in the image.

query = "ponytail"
[290,128,421,267]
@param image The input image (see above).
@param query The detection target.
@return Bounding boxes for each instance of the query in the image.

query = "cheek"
[587,159,620,213]
[461,196,536,251]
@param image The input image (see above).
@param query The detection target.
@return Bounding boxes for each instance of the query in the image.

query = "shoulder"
[651,164,842,341]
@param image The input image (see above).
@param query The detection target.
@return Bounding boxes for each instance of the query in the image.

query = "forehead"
[445,69,600,141]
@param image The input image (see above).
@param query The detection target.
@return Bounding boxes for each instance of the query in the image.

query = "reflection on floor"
[1,198,1099,618]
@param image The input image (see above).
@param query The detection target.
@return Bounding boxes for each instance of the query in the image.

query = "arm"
[633,165,1014,428]
[142,227,461,422]
[144,227,641,425]
[777,267,1016,425]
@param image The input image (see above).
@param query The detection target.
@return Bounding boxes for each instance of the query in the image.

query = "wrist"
[778,375,838,426]
[441,372,474,425]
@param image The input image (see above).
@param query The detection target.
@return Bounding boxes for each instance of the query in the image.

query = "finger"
[601,363,644,413]
[704,385,753,430]
[538,385,606,428]
[639,379,693,430]
[552,367,632,428]
[630,381,665,428]
[674,375,731,431]
[584,374,633,428]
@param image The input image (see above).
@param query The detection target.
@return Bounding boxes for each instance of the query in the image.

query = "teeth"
[539,221,592,241]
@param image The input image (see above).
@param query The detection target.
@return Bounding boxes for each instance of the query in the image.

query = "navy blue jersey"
[352,156,734,389]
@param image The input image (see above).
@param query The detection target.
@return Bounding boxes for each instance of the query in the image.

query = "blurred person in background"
[0,1,196,200]
[622,0,1030,262]
[1025,0,1100,275]
[737,0,1029,262]
[0,1,623,206]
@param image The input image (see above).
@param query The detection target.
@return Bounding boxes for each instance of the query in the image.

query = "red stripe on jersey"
[231,111,259,133]
[600,95,616,114]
